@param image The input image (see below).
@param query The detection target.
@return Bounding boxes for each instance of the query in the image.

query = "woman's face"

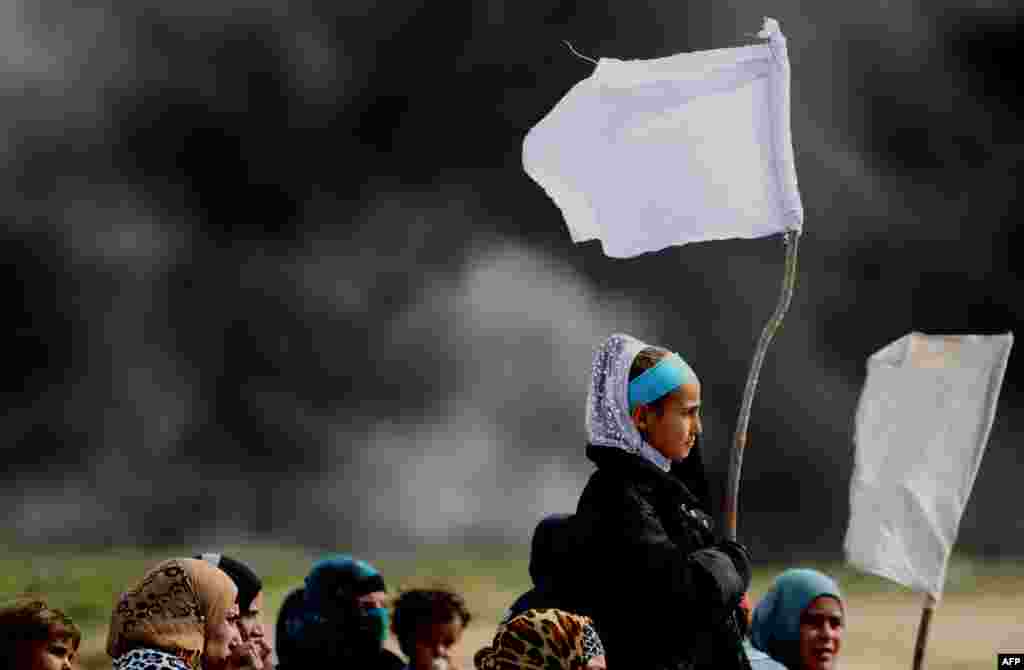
[636,382,702,461]
[204,602,244,669]
[238,591,272,665]
[355,590,388,611]
[798,596,843,670]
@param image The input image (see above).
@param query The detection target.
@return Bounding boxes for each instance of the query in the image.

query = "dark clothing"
[529,513,574,586]
[505,513,577,621]
[276,586,403,670]
[506,588,541,621]
[504,584,570,623]
[668,434,712,513]
[566,444,752,670]
[275,588,306,667]
[378,649,406,670]
[277,648,403,670]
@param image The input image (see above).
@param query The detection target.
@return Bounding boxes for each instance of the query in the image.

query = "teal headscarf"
[750,569,843,669]
[304,555,391,644]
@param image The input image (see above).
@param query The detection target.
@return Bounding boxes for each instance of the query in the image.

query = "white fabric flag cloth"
[844,332,1014,598]
[523,18,802,259]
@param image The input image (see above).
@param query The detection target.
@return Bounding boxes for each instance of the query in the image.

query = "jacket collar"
[586,444,703,509]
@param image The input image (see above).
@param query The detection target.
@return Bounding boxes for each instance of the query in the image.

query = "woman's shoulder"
[582,447,681,506]
[577,471,665,541]
[580,458,649,508]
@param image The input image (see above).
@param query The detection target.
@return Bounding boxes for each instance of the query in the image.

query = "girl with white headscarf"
[563,333,754,670]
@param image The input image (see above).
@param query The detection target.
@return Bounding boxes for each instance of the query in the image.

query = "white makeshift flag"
[844,332,1014,598]
[523,18,802,258]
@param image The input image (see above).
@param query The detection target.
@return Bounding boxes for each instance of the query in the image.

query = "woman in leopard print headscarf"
[473,609,606,670]
[106,558,245,670]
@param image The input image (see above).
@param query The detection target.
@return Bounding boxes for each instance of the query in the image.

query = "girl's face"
[798,596,843,670]
[238,592,272,666]
[411,617,464,670]
[204,602,244,670]
[634,383,702,461]
[23,637,76,670]
[238,591,265,640]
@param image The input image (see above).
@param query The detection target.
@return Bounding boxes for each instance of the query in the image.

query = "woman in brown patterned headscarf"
[106,558,244,670]
[473,609,607,670]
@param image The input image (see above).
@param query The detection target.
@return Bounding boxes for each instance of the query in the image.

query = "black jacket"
[276,649,403,670]
[565,444,751,670]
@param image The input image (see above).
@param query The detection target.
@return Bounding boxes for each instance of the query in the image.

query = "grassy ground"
[3,543,1022,669]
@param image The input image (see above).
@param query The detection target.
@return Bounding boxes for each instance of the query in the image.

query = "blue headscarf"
[305,555,386,609]
[750,569,843,669]
[276,555,390,667]
[304,554,389,642]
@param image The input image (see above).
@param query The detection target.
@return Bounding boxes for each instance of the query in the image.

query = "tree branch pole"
[723,229,801,541]
[911,593,937,670]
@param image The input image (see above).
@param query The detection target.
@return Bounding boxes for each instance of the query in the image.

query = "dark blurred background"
[3,1,1021,559]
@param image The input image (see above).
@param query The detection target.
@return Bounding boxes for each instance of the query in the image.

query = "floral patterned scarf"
[474,609,605,670]
[106,558,237,670]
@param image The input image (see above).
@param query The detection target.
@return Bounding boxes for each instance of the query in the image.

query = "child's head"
[392,589,471,670]
[0,599,81,670]
[628,346,702,462]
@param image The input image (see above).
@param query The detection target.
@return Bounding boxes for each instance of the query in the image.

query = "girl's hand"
[229,640,264,669]
[252,637,273,668]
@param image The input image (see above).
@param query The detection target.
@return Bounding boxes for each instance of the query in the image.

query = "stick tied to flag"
[843,332,1013,669]
[523,18,804,540]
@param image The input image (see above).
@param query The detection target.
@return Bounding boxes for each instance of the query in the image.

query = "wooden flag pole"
[723,229,801,541]
[911,593,937,670]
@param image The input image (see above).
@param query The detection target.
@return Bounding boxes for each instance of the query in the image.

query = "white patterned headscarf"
[586,333,694,470]
[586,333,646,452]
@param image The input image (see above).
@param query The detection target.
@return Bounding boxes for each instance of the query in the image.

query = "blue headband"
[628,353,698,410]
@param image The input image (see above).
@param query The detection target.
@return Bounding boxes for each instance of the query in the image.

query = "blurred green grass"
[4,541,1021,632]
[2,541,1021,669]
[0,542,536,634]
